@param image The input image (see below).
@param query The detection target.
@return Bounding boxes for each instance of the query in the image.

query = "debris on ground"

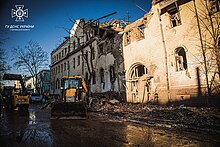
[88,94,220,132]
[41,93,220,132]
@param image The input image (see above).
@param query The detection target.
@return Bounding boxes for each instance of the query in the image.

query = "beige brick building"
[123,0,220,104]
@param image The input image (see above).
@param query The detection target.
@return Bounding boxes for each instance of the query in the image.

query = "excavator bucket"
[50,76,88,120]
[50,102,87,120]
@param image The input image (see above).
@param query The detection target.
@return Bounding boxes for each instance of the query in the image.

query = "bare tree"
[0,39,10,87]
[192,0,220,96]
[0,48,7,74]
[12,41,49,93]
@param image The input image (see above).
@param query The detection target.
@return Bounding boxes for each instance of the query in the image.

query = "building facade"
[37,70,50,95]
[123,0,220,104]
[50,19,126,99]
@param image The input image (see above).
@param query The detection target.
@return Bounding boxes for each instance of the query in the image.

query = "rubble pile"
[89,96,220,132]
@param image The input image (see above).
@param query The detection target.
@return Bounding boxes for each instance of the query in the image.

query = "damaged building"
[123,0,220,104]
[50,18,126,99]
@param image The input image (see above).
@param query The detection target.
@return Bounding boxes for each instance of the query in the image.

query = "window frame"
[175,47,188,72]
[167,3,181,28]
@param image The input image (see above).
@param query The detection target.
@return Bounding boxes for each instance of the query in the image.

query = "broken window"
[62,50,64,57]
[130,64,147,79]
[124,31,131,46]
[168,5,181,28]
[137,65,147,77]
[56,79,60,89]
[73,58,75,69]
[59,52,61,60]
[67,61,69,70]
[78,55,80,66]
[64,62,66,71]
[73,41,76,50]
[92,72,96,84]
[175,47,188,71]
[109,66,116,83]
[100,68,104,83]
[85,50,88,61]
[68,45,70,53]
[209,0,220,14]
[92,48,95,60]
[138,24,145,39]
[65,48,67,55]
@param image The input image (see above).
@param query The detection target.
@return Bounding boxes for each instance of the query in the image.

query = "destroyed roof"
[123,11,151,32]
[99,18,127,32]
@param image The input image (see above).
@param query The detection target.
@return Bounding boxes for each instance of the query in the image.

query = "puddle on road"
[28,109,36,125]
[1,106,219,146]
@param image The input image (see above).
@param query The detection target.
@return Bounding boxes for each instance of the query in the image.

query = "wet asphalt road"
[0,103,219,147]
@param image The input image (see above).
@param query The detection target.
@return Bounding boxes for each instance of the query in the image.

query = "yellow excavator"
[3,74,29,111]
[51,76,88,119]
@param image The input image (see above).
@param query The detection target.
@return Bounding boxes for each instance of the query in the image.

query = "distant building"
[123,0,220,104]
[37,70,50,95]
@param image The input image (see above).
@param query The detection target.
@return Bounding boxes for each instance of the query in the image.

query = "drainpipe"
[157,8,171,102]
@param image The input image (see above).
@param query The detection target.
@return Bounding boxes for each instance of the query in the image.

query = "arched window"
[175,47,187,71]
[130,64,147,79]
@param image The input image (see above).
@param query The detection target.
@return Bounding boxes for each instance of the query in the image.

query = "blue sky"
[0,0,151,74]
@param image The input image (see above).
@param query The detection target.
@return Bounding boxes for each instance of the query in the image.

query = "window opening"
[64,63,66,71]
[130,64,147,79]
[92,48,95,60]
[168,4,181,28]
[109,66,116,83]
[61,64,63,73]
[67,61,69,70]
[73,58,75,68]
[100,68,104,83]
[92,72,96,84]
[175,47,188,71]
[138,24,145,39]
[78,55,80,66]
[124,31,131,46]
[209,0,220,14]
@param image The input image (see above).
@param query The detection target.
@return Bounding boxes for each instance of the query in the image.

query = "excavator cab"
[3,74,29,111]
[51,76,88,119]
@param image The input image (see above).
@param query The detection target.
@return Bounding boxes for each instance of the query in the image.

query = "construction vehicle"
[2,74,29,111]
[51,76,88,119]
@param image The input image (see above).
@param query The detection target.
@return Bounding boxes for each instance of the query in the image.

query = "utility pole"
[125,11,132,24]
